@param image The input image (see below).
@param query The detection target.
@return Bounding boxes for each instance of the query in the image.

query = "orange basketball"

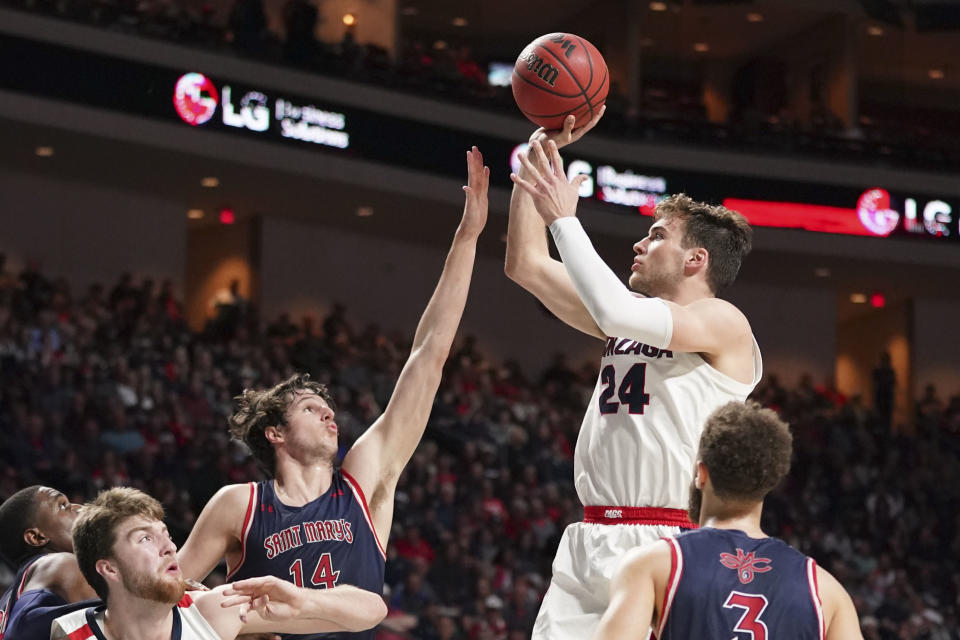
[511,33,609,130]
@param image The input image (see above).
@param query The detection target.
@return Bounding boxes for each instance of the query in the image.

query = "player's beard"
[123,567,187,604]
[628,261,683,299]
[687,479,702,526]
[286,430,338,468]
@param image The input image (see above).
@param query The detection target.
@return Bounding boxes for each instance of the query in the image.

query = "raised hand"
[510,139,587,226]
[459,146,490,239]
[530,105,606,150]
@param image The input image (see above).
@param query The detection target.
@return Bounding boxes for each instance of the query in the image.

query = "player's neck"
[665,280,714,306]
[100,594,175,640]
[701,501,765,538]
[273,462,334,506]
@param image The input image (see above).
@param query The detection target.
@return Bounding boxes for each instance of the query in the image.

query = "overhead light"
[850,293,867,304]
[201,176,219,188]
[693,42,709,52]
[814,267,830,278]
[433,40,448,50]
[35,146,55,157]
[649,1,667,11]
[870,293,886,308]
[219,208,235,225]
[746,12,764,22]
[929,69,945,80]
[452,17,468,27]
[356,206,374,217]
[867,25,884,36]
[342,13,356,26]
[187,209,204,219]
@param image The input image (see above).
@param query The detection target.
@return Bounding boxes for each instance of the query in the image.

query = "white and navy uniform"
[50,593,219,640]
[532,334,762,639]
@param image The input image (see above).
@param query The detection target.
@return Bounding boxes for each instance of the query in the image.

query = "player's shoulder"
[618,539,672,577]
[686,297,750,328]
[25,551,81,585]
[199,483,259,523]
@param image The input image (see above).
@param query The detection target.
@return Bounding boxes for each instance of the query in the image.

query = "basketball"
[511,33,609,130]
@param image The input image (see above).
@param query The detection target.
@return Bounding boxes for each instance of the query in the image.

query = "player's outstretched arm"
[504,111,605,339]
[818,566,864,640]
[592,541,669,640]
[514,139,752,357]
[198,577,387,638]
[341,147,488,544]
[178,484,251,582]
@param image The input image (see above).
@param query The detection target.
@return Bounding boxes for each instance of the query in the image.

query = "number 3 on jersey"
[598,363,651,415]
[723,592,769,640]
[289,554,340,589]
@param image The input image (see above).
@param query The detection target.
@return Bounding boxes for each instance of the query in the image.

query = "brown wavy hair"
[228,373,334,476]
[655,194,752,293]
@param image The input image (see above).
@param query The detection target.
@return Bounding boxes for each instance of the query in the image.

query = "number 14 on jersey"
[289,554,340,589]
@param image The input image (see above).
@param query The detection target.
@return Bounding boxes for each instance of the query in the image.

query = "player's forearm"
[409,228,477,360]
[505,165,553,280]
[549,217,673,346]
[299,585,387,631]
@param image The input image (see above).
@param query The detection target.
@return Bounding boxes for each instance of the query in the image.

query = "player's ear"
[264,425,284,444]
[23,527,48,548]
[96,558,119,584]
[686,247,708,269]
[695,461,708,489]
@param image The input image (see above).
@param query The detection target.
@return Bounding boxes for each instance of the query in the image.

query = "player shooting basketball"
[594,401,862,640]
[177,147,489,640]
[505,112,762,638]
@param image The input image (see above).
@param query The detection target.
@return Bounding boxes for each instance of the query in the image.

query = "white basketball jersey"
[575,335,762,509]
[50,594,220,640]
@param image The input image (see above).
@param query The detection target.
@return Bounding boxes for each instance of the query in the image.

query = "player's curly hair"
[655,194,752,293]
[699,401,792,501]
[73,487,165,600]
[228,373,334,476]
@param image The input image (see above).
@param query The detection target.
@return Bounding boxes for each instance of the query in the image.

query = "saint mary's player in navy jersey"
[177,148,490,639]
[0,485,97,639]
[593,401,863,640]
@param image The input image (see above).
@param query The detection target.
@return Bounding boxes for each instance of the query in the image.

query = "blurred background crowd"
[1,264,958,639]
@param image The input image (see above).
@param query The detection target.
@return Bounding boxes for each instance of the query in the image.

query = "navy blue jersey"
[657,528,824,640]
[228,470,386,640]
[0,555,97,640]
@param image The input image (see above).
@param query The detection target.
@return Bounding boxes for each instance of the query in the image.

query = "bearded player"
[177,148,489,639]
[505,112,762,638]
[51,487,386,639]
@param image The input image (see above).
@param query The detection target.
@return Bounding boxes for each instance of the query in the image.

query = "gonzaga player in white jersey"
[505,110,761,639]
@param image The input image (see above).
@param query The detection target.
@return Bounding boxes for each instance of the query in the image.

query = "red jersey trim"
[16,557,41,598]
[177,593,194,608]
[225,482,258,580]
[657,537,683,639]
[583,506,696,528]
[67,624,95,640]
[341,470,387,560]
[807,558,825,640]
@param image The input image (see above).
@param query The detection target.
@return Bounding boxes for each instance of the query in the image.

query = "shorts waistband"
[583,506,697,528]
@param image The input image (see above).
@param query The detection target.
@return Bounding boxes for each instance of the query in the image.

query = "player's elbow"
[348,592,388,631]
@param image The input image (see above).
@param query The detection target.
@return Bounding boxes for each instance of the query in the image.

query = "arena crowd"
[0,263,958,639]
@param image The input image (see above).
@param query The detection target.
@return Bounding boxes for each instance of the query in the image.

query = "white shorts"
[532,521,682,640]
